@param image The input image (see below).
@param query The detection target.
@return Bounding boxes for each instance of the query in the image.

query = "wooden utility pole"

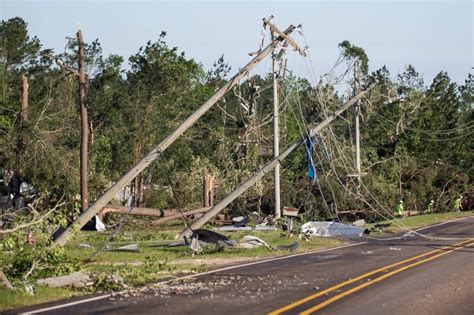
[272,33,281,219]
[178,87,373,238]
[77,29,89,212]
[354,61,361,185]
[264,18,306,219]
[53,25,297,245]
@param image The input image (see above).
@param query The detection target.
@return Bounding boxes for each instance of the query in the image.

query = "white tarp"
[301,221,364,238]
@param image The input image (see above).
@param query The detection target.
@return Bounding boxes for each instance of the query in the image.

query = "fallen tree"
[98,205,211,225]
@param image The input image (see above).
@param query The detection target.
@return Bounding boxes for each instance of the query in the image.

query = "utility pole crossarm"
[263,19,306,57]
[178,85,374,238]
[53,25,297,246]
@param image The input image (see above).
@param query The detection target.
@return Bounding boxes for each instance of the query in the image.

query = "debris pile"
[300,221,364,238]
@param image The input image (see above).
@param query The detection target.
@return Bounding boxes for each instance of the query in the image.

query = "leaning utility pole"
[179,87,373,238]
[53,24,298,245]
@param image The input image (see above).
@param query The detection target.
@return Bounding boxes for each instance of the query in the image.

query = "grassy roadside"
[368,211,473,234]
[1,211,472,311]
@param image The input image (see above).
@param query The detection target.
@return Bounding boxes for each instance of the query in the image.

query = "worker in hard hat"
[454,195,463,212]
[425,199,434,214]
[395,200,404,217]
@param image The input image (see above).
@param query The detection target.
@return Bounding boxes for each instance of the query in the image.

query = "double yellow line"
[269,238,474,315]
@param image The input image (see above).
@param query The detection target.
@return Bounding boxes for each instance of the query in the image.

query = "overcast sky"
[2,0,473,88]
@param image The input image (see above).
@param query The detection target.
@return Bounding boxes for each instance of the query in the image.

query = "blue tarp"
[305,136,316,181]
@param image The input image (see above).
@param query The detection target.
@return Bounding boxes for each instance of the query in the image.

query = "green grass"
[0,286,80,311]
[368,211,473,234]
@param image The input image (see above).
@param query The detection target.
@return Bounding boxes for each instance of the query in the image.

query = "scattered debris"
[167,239,186,247]
[187,229,236,253]
[233,217,249,227]
[300,221,364,238]
[255,226,278,231]
[217,215,277,232]
[282,207,299,217]
[361,250,373,255]
[37,271,92,289]
[238,235,272,250]
[95,215,106,232]
[82,215,106,232]
[232,216,245,223]
[217,226,252,232]
[79,243,93,249]
[24,284,35,295]
[105,244,140,253]
[352,219,366,227]
[275,242,299,252]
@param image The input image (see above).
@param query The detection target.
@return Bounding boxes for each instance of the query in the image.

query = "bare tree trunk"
[138,174,145,207]
[17,74,29,173]
[203,173,209,207]
[208,175,215,207]
[77,29,89,212]
[202,173,215,207]
[21,74,29,122]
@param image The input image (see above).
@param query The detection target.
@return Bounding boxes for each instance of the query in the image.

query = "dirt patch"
[172,256,265,267]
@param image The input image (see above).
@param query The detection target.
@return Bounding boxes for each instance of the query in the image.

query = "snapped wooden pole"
[53,25,297,245]
[178,86,374,238]
[20,74,29,122]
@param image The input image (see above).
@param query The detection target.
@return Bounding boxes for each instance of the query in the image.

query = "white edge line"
[21,294,111,314]
[23,242,365,314]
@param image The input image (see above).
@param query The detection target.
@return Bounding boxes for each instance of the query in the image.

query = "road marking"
[268,238,474,315]
[22,242,365,314]
[21,294,111,314]
[300,240,474,314]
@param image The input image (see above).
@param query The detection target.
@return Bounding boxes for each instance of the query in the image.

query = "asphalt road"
[15,216,474,315]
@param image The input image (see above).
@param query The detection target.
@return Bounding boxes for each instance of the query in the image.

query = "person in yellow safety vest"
[425,199,434,214]
[454,195,463,212]
[396,200,404,217]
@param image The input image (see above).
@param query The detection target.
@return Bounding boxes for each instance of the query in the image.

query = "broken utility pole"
[53,24,298,246]
[20,74,29,122]
[178,86,374,238]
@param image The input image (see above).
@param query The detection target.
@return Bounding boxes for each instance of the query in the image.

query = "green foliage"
[0,16,472,235]
[338,40,369,75]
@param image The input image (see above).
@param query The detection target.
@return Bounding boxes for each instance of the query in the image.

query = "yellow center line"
[268,238,474,315]
[300,241,474,315]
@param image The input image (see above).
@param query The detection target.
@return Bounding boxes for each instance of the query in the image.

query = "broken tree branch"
[0,201,65,234]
